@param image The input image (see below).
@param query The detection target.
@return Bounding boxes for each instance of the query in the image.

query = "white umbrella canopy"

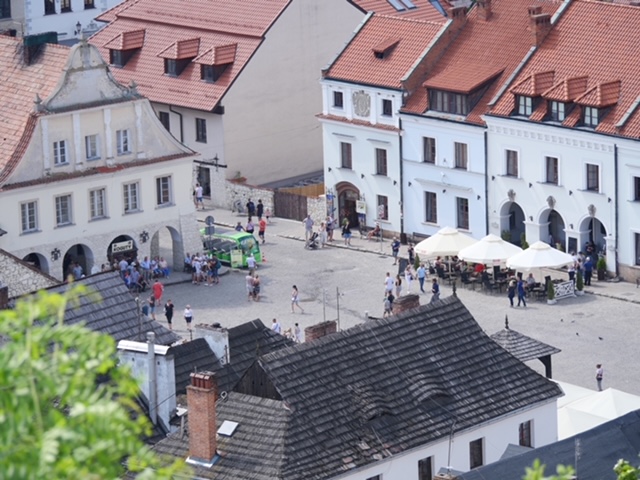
[506,241,574,270]
[414,227,477,258]
[458,234,522,264]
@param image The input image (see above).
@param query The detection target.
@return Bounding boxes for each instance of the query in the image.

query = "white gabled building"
[0,36,201,280]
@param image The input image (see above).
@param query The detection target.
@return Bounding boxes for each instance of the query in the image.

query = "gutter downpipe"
[399,118,405,243]
[484,130,489,235]
[614,143,619,278]
[169,105,184,143]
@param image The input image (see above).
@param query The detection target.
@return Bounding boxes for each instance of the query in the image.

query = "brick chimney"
[304,320,337,342]
[194,323,230,365]
[392,294,420,315]
[448,6,467,26]
[529,8,552,47]
[187,372,218,464]
[477,0,492,21]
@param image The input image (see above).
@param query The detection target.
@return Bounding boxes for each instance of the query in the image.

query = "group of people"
[185,252,222,286]
[271,318,303,343]
[235,215,268,244]
[568,250,597,286]
[383,268,440,316]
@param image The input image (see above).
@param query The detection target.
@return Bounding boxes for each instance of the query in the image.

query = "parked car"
[200,230,262,268]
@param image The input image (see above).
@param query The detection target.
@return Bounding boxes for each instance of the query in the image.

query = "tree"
[524,458,640,480]
[0,287,189,479]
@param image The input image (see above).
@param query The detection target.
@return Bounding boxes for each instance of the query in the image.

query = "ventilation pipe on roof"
[147,332,157,426]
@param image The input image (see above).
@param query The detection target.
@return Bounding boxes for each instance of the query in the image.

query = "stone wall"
[224,181,274,214]
[0,249,58,298]
[307,195,328,226]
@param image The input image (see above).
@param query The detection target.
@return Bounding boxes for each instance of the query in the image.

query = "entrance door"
[197,166,211,197]
[338,188,360,228]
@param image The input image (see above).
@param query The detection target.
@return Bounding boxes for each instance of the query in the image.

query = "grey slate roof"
[457,409,640,480]
[170,338,222,394]
[490,319,561,362]
[27,271,179,345]
[153,392,289,480]
[257,296,562,480]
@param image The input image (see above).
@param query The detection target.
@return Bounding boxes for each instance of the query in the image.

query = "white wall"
[615,137,640,279]
[25,0,114,40]
[330,400,557,480]
[222,0,364,185]
[402,113,487,239]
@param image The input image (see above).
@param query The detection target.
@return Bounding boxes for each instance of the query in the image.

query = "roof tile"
[542,76,589,102]
[103,29,146,50]
[351,0,448,22]
[157,38,200,60]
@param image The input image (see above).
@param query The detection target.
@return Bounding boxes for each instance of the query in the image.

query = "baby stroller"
[305,232,320,250]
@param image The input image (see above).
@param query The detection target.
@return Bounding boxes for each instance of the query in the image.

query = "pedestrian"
[246,198,256,218]
[417,263,427,293]
[247,254,257,276]
[395,274,402,298]
[294,323,302,343]
[430,278,440,303]
[271,318,282,334]
[258,217,267,244]
[383,294,393,317]
[319,222,327,248]
[404,264,414,294]
[252,275,261,301]
[141,256,151,282]
[265,207,272,224]
[152,279,164,305]
[235,221,244,232]
[596,364,604,391]
[246,273,254,302]
[184,305,193,331]
[408,243,415,266]
[148,295,156,320]
[326,215,334,242]
[195,183,204,210]
[257,199,264,220]
[246,217,255,234]
[384,272,394,296]
[507,278,516,307]
[517,278,527,307]
[72,262,83,280]
[342,219,352,246]
[584,256,594,286]
[164,299,174,330]
[211,255,221,284]
[568,256,576,282]
[303,215,314,242]
[391,237,400,265]
[291,285,304,313]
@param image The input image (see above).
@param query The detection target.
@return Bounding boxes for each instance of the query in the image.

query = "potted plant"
[501,230,512,242]
[596,256,607,281]
[414,253,421,270]
[520,233,529,249]
[547,280,557,305]
[575,270,585,295]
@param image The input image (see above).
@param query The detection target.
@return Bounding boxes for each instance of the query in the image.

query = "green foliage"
[547,280,555,300]
[520,233,529,250]
[0,287,189,480]
[597,256,607,271]
[614,459,640,480]
[501,230,512,242]
[523,459,576,480]
[576,270,584,291]
[414,253,421,270]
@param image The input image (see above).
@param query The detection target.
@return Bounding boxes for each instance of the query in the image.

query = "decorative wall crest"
[352,90,371,117]
[588,204,596,217]
[507,189,516,202]
[546,196,556,209]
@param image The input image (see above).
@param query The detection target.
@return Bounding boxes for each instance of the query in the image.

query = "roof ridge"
[374,13,448,26]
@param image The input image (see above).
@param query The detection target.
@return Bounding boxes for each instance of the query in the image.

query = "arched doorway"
[150,226,184,273]
[107,235,138,263]
[63,244,94,279]
[541,209,566,249]
[500,202,525,246]
[579,216,607,256]
[22,252,49,274]
[336,182,360,229]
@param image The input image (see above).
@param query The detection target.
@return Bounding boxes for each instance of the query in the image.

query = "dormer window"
[372,37,399,60]
[200,65,227,83]
[110,49,137,68]
[583,106,599,127]
[158,38,200,78]
[164,58,191,77]
[517,95,532,116]
[194,43,236,84]
[429,90,469,115]
[104,29,145,68]
[550,101,566,122]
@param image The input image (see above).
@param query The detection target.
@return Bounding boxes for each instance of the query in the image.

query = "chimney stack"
[392,294,421,315]
[195,323,230,365]
[448,6,467,25]
[187,372,218,464]
[477,0,492,21]
[529,8,552,47]
[304,320,337,342]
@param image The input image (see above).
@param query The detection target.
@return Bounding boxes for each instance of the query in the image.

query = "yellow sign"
[230,250,243,268]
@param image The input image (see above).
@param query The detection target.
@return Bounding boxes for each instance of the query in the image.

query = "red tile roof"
[490,1,640,138]
[542,76,588,102]
[351,0,448,22]
[402,0,561,124]
[103,28,145,50]
[510,71,556,96]
[90,0,289,112]
[0,37,69,184]
[324,14,445,90]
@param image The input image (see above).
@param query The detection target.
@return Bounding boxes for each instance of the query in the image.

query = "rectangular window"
[84,0,95,8]
[21,201,38,233]
[425,191,437,224]
[60,0,71,12]
[116,129,130,155]
[430,90,468,115]
[89,188,106,219]
[0,0,11,18]
[55,195,72,226]
[382,99,393,116]
[423,137,436,164]
[550,101,565,122]
[123,182,139,213]
[377,195,388,220]
[634,177,640,201]
[164,58,177,76]
[546,156,559,184]
[333,91,343,108]
[506,150,518,177]
[44,0,55,14]
[340,142,352,169]
[196,118,207,143]
[375,148,388,176]
[586,164,599,192]
[85,134,100,160]
[584,106,599,127]
[156,176,172,206]
[517,95,532,116]
[519,420,533,448]
[454,142,468,169]
[418,456,433,480]
[456,197,469,230]
[54,140,67,165]
[158,112,170,132]
[200,64,226,83]
[469,438,484,469]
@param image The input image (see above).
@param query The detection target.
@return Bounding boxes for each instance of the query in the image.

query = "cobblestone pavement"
[156,203,640,396]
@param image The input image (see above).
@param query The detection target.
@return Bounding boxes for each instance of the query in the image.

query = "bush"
[547,280,555,300]
[501,230,512,242]
[576,270,584,291]
[414,253,421,270]
[597,256,607,271]
[520,233,529,249]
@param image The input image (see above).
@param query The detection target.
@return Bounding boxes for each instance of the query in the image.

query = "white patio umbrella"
[506,241,574,270]
[414,226,477,258]
[458,234,522,264]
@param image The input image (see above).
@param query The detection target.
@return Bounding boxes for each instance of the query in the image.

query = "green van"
[201,231,262,268]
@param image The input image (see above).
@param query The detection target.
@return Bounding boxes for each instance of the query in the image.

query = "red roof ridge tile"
[373,13,447,26]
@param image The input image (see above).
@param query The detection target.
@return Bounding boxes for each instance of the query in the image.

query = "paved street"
[156,204,640,397]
